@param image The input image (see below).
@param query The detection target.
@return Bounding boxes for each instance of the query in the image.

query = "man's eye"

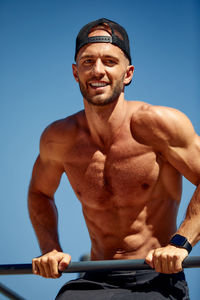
[104,60,116,66]
[83,59,93,64]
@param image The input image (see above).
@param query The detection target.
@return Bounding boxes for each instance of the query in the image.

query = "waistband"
[83,269,186,286]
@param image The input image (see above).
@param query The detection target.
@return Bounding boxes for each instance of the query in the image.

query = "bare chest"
[64,137,159,207]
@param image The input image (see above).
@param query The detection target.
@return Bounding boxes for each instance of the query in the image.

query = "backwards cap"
[75,18,132,64]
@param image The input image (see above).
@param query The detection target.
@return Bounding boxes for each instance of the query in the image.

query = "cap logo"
[88,36,112,43]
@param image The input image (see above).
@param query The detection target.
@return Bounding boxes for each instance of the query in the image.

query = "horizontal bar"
[0,256,200,275]
[0,283,25,300]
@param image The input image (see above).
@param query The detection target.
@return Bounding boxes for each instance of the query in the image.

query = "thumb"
[145,250,154,269]
[58,255,71,272]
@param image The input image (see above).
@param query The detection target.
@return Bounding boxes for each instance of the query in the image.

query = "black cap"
[75,18,132,64]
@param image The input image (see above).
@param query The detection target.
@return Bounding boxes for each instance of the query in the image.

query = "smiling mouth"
[89,82,110,88]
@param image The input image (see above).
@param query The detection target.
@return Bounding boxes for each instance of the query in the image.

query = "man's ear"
[72,64,79,82]
[124,65,134,85]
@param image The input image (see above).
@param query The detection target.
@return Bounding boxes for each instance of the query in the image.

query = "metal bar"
[0,257,200,275]
[0,283,25,300]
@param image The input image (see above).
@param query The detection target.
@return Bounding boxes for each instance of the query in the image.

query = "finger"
[151,248,165,273]
[48,256,61,278]
[154,255,162,273]
[167,256,174,274]
[32,259,39,275]
[58,255,71,272]
[35,258,49,278]
[33,258,50,278]
[160,253,174,274]
[42,259,52,278]
[159,255,166,273]
[173,255,183,273]
[145,251,154,269]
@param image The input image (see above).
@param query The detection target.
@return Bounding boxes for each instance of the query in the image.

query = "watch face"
[171,234,187,246]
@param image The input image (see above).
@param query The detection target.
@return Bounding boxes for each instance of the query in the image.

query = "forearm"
[28,190,62,254]
[177,184,200,246]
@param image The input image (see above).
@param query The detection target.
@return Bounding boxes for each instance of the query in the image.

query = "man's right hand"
[32,250,71,278]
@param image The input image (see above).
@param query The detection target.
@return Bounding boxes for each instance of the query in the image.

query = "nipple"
[141,183,150,190]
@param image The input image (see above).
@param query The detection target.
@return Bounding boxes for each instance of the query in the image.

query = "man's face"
[73,29,132,106]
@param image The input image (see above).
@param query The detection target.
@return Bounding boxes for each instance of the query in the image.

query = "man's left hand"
[145,245,188,274]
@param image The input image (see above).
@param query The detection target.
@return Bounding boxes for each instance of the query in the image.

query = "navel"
[116,248,126,254]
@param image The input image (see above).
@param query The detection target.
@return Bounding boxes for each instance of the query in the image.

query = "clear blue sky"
[1,0,199,299]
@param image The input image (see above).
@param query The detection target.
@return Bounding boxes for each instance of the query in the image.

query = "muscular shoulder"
[131,103,196,152]
[40,110,86,161]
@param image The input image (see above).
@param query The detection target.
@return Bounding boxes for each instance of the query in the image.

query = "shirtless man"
[28,18,200,299]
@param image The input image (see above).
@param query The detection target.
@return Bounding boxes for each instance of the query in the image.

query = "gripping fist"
[32,250,71,278]
[145,245,188,274]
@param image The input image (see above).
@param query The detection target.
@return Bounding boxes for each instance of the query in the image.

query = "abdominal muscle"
[81,192,179,261]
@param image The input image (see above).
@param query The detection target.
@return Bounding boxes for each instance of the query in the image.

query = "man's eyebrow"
[80,54,119,61]
[79,55,95,60]
[103,55,119,61]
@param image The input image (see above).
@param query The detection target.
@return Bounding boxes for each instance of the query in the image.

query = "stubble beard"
[78,76,125,107]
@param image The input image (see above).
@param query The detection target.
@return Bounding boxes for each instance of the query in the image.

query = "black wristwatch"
[170,234,192,254]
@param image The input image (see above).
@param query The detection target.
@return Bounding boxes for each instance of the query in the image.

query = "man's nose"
[92,59,105,76]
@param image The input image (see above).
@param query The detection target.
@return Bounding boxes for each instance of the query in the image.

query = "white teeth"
[90,82,107,87]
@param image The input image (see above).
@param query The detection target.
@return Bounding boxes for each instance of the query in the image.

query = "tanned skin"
[29,29,200,279]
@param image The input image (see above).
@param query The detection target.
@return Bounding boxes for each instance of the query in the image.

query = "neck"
[84,94,127,150]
